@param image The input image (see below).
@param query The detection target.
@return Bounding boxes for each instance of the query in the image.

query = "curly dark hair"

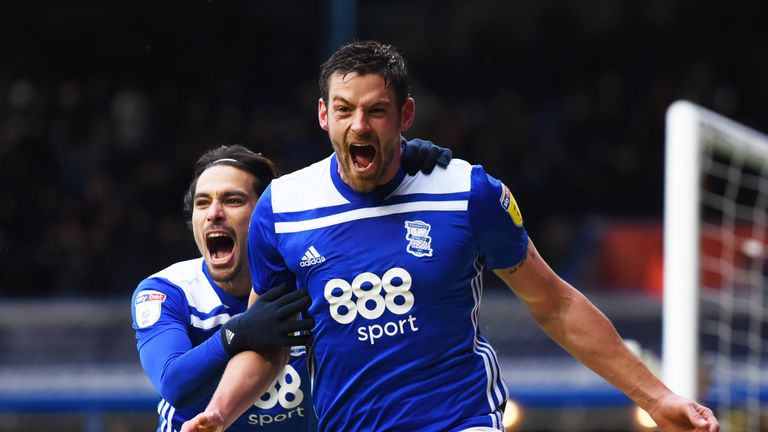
[319,40,410,109]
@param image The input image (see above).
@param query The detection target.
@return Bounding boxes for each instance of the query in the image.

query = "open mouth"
[206,232,235,264]
[350,144,376,170]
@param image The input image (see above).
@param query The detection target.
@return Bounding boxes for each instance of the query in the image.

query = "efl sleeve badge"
[499,184,524,227]
[134,290,167,328]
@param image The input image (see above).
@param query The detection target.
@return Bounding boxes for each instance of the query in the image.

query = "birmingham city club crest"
[404,220,433,257]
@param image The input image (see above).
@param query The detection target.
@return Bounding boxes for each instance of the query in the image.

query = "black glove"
[220,281,314,356]
[402,138,452,175]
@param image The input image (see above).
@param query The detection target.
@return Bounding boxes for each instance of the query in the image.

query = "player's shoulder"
[392,158,476,196]
[147,257,205,284]
[400,159,512,209]
[135,258,205,297]
[135,257,228,314]
[270,154,348,213]
[274,155,333,184]
[132,260,204,327]
[445,158,474,171]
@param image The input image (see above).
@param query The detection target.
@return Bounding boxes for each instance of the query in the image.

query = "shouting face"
[191,164,258,295]
[318,72,414,193]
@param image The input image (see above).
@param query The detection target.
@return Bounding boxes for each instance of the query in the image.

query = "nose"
[351,109,371,136]
[206,200,225,222]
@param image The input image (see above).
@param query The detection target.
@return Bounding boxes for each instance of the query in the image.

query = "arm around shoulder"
[132,279,230,408]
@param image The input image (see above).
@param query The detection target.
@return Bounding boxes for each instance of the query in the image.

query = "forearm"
[534,290,671,410]
[205,348,289,429]
[139,328,229,407]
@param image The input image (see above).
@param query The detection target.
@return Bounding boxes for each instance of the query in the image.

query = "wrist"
[213,329,232,361]
[220,319,242,357]
[629,380,673,414]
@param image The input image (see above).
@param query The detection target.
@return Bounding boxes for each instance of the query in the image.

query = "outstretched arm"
[494,238,718,432]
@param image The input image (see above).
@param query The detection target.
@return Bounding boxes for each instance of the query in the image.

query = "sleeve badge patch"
[134,290,166,328]
[499,184,524,227]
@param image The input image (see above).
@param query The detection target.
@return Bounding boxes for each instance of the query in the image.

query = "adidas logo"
[225,328,235,345]
[300,246,326,267]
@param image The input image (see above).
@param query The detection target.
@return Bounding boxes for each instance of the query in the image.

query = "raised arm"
[494,238,718,432]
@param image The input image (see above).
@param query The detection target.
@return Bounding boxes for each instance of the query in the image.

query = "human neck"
[217,272,252,298]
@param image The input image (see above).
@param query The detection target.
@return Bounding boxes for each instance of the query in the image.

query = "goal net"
[663,100,768,431]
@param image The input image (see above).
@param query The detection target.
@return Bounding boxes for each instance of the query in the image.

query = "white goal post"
[663,99,768,421]
[664,100,703,399]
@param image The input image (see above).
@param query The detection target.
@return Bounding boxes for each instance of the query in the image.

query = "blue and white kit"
[132,258,316,432]
[248,154,529,431]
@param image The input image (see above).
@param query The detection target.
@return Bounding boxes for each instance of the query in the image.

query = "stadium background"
[0,1,766,431]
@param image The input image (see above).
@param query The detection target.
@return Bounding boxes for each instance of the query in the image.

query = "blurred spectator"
[1,0,766,297]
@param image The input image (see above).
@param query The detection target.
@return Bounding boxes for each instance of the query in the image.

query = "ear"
[400,97,415,132]
[318,98,329,131]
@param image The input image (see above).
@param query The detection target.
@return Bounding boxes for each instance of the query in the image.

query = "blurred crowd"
[1,0,766,297]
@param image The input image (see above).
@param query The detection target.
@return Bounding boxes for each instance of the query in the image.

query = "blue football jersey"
[247,155,529,432]
[132,258,317,432]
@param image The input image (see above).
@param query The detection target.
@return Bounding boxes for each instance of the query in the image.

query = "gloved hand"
[402,138,452,175]
[220,281,314,356]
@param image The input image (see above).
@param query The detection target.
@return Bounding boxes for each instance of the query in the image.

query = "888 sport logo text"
[248,364,306,426]
[323,267,419,345]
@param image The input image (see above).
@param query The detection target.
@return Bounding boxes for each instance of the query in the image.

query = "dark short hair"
[319,40,410,109]
[183,144,279,216]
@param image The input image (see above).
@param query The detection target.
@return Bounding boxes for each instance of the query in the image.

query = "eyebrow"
[331,95,391,108]
[193,190,250,200]
[331,96,352,105]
